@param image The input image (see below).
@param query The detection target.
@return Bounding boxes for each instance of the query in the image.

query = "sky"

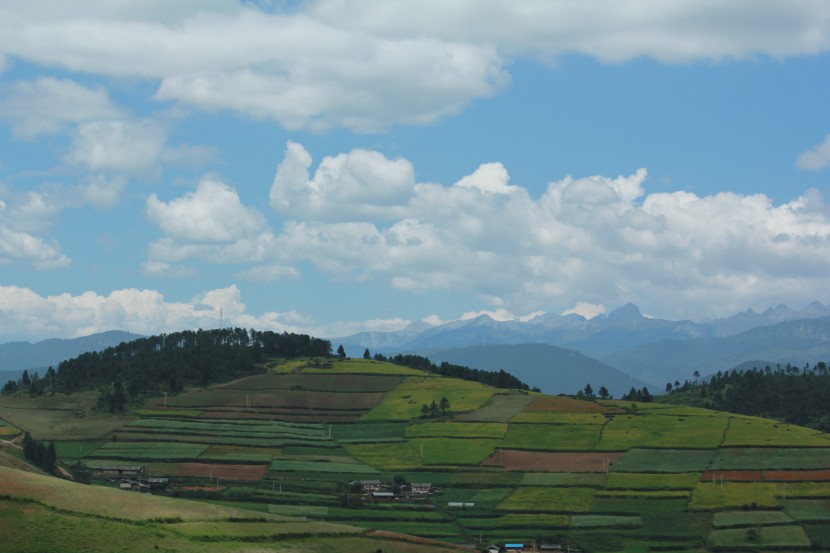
[1,1,830,343]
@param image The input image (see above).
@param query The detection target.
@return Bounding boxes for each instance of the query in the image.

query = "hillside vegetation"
[1,342,830,552]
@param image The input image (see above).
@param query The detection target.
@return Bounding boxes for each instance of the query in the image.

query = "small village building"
[370,491,395,501]
[410,482,433,495]
[356,479,382,491]
[146,477,170,489]
[93,465,145,477]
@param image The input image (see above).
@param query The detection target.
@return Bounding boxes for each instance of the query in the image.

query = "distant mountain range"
[338,302,830,392]
[420,343,650,398]
[0,330,143,382]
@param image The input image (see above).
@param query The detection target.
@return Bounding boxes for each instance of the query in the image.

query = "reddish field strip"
[524,396,621,414]
[482,449,623,472]
[764,469,830,481]
[176,462,268,481]
[701,470,763,482]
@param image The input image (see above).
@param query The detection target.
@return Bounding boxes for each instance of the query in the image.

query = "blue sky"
[1,1,830,342]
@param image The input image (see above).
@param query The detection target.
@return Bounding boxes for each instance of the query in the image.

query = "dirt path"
[0,433,23,450]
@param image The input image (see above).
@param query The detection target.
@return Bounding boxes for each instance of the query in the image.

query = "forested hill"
[1,328,529,410]
[662,361,830,432]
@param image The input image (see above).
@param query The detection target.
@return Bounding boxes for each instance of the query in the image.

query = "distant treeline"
[377,353,530,391]
[665,362,830,432]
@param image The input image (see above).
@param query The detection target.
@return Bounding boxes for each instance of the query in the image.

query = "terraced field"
[4,357,830,552]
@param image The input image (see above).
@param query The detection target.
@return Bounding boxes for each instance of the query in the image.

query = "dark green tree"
[337,344,346,358]
[363,348,371,359]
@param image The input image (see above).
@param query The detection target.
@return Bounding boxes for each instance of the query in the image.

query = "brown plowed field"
[764,469,830,481]
[176,462,268,481]
[481,449,623,472]
[701,470,762,482]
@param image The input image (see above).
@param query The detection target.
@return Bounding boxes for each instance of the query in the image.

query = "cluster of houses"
[91,464,171,492]
[485,544,573,553]
[352,479,438,501]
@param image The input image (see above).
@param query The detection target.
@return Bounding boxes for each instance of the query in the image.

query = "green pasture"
[782,481,830,498]
[610,448,713,472]
[405,421,507,439]
[521,472,608,487]
[330,422,408,442]
[326,507,446,521]
[0,392,134,439]
[596,490,690,499]
[784,499,830,521]
[722,416,830,446]
[91,441,207,460]
[570,514,642,527]
[268,504,330,516]
[502,423,601,450]
[707,525,811,548]
[689,481,781,510]
[458,513,569,529]
[454,392,536,422]
[344,442,422,470]
[361,376,495,421]
[132,408,202,417]
[597,413,727,449]
[163,520,361,538]
[127,417,327,436]
[713,510,793,527]
[710,447,830,470]
[498,486,594,512]
[606,472,700,490]
[590,497,711,536]
[53,441,102,461]
[113,430,324,448]
[270,459,378,473]
[409,437,500,465]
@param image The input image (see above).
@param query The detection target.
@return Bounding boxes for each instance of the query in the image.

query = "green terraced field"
[610,448,714,472]
[361,376,496,421]
[606,471,700,489]
[597,413,728,449]
[405,421,507,438]
[710,447,830,470]
[498,486,594,512]
[502,422,602,450]
[713,510,794,527]
[270,459,378,473]
[689,481,782,510]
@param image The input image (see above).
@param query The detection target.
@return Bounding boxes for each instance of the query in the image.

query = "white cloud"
[0,77,123,139]
[270,141,416,221]
[147,177,267,243]
[0,283,414,342]
[237,264,299,282]
[0,191,70,269]
[796,135,830,170]
[67,120,166,176]
[4,2,826,132]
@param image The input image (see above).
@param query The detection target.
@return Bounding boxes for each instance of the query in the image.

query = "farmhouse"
[92,464,145,477]
[410,482,433,495]
[354,479,382,491]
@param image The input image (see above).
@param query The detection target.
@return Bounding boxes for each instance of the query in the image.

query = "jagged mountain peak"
[607,302,643,321]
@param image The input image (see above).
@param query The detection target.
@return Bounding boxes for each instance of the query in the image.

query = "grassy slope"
[3,357,830,552]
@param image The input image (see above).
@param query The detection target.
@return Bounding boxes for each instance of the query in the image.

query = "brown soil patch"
[176,462,268,481]
[764,469,830,481]
[525,396,621,414]
[701,470,763,482]
[481,449,623,472]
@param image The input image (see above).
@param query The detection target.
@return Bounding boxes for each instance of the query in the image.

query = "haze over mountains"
[338,302,830,393]
[2,302,830,398]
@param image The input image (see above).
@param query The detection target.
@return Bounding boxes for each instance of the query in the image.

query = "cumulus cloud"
[562,302,606,319]
[2,2,827,132]
[147,177,267,243]
[264,144,830,318]
[796,135,830,170]
[0,191,70,269]
[0,283,412,342]
[270,141,416,221]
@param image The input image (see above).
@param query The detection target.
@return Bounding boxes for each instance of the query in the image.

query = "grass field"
[707,525,811,548]
[606,472,700,489]
[784,499,830,521]
[610,448,714,472]
[710,447,830,470]
[409,437,500,465]
[361,376,496,421]
[498,486,594,512]
[689,481,781,510]
[271,459,379,473]
[722,416,830,446]
[344,442,423,470]
[520,472,608,487]
[0,392,134,439]
[570,514,642,527]
[458,513,569,529]
[502,422,602,450]
[405,421,507,439]
[91,441,208,460]
[597,413,728,449]
[712,510,794,527]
